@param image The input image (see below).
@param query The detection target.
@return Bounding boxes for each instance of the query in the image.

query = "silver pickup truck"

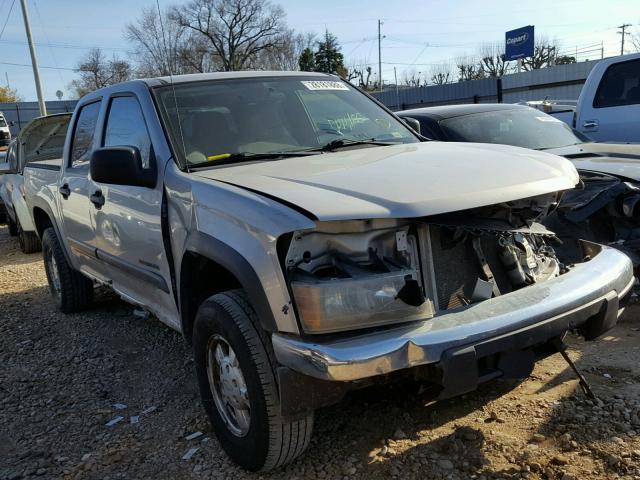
[23,71,633,472]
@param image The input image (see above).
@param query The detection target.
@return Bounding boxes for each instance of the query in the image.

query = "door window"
[70,101,101,168]
[103,96,152,168]
[594,59,640,108]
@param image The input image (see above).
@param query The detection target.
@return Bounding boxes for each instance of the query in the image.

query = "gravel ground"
[1,223,639,480]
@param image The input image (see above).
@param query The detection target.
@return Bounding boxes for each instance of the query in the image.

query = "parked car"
[0,113,71,253]
[24,72,633,471]
[0,111,11,148]
[0,150,6,223]
[573,53,640,143]
[520,99,577,125]
[397,103,640,266]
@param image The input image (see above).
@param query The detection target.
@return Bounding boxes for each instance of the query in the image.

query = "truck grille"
[0,131,8,139]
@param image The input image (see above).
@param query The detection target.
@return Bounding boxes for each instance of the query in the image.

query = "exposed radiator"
[428,226,512,310]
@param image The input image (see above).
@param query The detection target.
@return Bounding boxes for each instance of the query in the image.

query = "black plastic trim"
[183,231,279,332]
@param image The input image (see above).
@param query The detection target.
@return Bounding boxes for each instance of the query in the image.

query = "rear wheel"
[42,228,93,313]
[17,219,41,254]
[7,215,17,236]
[193,290,313,471]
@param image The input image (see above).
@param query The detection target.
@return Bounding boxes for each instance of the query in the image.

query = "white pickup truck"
[574,53,640,143]
[23,71,633,471]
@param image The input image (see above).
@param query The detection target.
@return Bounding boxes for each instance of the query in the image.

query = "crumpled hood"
[194,142,579,221]
[546,143,640,181]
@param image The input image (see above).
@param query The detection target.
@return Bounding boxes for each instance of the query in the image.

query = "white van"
[575,53,640,143]
[0,112,11,147]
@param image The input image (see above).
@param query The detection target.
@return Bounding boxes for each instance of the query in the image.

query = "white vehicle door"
[58,100,103,274]
[578,58,640,143]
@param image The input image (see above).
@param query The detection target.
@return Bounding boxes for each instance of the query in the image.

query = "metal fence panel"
[0,100,78,136]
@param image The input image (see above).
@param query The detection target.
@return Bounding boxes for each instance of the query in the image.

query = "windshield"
[439,108,585,150]
[155,76,418,167]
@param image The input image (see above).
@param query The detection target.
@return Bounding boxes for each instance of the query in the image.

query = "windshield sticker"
[302,81,349,91]
[536,116,561,122]
[327,113,368,131]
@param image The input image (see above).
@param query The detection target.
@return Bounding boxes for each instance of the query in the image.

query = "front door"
[578,58,640,143]
[88,93,177,328]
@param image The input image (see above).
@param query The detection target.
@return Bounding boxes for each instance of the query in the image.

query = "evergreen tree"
[314,30,346,76]
[298,47,315,71]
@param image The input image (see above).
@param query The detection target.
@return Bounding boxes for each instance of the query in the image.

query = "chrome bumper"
[273,243,634,382]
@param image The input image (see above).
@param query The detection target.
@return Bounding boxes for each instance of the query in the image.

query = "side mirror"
[403,117,421,135]
[0,161,16,175]
[90,146,156,188]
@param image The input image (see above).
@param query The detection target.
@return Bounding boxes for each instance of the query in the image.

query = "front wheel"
[41,228,93,313]
[193,290,313,471]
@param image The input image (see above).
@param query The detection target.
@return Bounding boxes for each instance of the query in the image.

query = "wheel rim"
[206,334,251,437]
[46,248,61,297]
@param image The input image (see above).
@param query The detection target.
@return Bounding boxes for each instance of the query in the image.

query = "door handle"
[582,120,598,129]
[59,183,71,199]
[90,190,105,209]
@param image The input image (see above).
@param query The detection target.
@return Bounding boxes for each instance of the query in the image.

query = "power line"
[0,0,16,41]
[0,60,75,71]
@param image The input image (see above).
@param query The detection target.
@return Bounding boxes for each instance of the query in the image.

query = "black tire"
[41,228,93,313]
[193,290,313,472]
[17,219,41,254]
[7,215,17,236]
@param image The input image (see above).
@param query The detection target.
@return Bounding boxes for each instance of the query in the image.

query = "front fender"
[181,230,292,334]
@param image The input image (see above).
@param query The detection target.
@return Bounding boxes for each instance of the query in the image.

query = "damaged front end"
[283,191,567,334]
[545,171,640,269]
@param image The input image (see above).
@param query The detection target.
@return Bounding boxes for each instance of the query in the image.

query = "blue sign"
[505,25,534,61]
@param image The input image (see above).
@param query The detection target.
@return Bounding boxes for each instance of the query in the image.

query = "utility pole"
[19,0,47,116]
[393,66,399,110]
[378,20,383,91]
[617,23,631,56]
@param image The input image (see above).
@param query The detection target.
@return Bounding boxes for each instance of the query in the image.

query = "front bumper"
[273,242,633,385]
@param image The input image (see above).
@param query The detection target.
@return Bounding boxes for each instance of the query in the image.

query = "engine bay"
[285,194,568,333]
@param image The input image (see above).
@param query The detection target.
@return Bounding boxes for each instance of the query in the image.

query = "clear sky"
[0,0,637,101]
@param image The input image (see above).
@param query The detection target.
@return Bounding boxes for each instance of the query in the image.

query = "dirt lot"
[1,223,639,480]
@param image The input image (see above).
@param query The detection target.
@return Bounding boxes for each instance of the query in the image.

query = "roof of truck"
[144,70,337,87]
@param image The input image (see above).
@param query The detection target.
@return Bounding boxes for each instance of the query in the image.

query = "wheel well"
[180,251,242,344]
[32,207,53,238]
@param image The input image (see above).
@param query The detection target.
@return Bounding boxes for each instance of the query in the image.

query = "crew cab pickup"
[23,72,633,472]
[574,52,640,143]
[0,113,71,253]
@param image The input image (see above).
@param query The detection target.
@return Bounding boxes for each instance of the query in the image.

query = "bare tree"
[401,68,423,87]
[456,55,484,81]
[70,48,132,98]
[631,26,640,52]
[428,63,453,85]
[346,61,373,90]
[521,36,560,71]
[478,43,510,77]
[254,30,307,70]
[171,0,288,71]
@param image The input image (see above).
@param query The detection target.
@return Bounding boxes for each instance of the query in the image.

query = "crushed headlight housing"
[292,269,434,333]
[284,220,435,334]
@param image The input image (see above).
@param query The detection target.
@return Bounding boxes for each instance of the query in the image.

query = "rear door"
[58,100,102,273]
[578,58,640,142]
[87,91,177,327]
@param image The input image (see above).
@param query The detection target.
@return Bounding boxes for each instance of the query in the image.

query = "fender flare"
[29,198,73,266]
[181,230,279,333]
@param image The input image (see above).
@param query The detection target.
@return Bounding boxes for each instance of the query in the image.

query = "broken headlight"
[285,221,435,334]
